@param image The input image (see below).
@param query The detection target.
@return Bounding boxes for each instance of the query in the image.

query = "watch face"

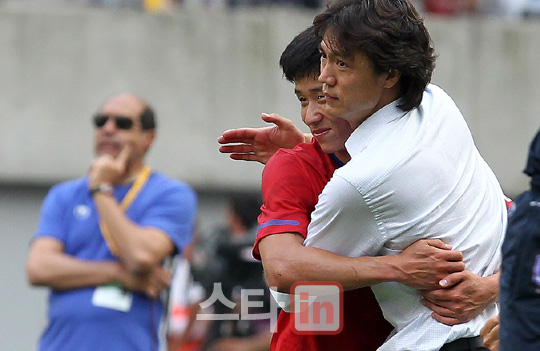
[100,183,114,194]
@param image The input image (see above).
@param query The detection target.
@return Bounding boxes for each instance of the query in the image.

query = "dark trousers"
[440,336,488,351]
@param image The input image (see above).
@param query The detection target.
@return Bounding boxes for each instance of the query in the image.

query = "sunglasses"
[93,114,135,130]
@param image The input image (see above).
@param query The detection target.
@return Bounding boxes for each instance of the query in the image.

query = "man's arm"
[260,233,500,326]
[88,145,177,273]
[92,192,175,273]
[419,270,500,325]
[218,113,309,164]
[26,237,170,298]
[27,237,122,290]
[259,233,464,292]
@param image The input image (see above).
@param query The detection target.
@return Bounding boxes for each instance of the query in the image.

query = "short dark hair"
[279,26,322,83]
[139,104,156,130]
[313,0,437,111]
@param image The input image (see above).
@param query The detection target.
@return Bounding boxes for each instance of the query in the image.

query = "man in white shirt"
[304,1,507,350]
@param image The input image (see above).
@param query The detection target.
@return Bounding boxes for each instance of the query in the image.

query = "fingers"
[218,144,254,154]
[218,148,265,162]
[419,285,459,302]
[218,141,270,163]
[439,271,467,288]
[145,287,159,300]
[427,241,463,263]
[481,315,500,351]
[430,311,462,326]
[481,315,499,336]
[484,339,499,351]
[218,129,257,144]
[162,268,172,285]
[423,239,452,250]
[413,238,464,263]
[439,261,466,276]
[116,143,132,165]
[145,269,170,299]
[261,113,286,126]
[422,298,454,316]
[439,249,464,263]
[422,300,466,325]
[229,154,264,163]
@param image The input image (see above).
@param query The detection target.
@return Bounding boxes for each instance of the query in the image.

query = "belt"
[440,336,486,351]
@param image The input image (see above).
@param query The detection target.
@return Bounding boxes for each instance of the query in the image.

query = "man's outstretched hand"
[218,113,306,164]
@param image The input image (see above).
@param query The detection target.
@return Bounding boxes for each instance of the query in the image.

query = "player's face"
[319,38,392,130]
[295,76,352,159]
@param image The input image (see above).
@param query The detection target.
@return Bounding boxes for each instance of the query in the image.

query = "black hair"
[139,104,156,130]
[279,26,322,83]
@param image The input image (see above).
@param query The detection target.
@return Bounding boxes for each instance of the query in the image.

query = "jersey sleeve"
[253,150,315,260]
[34,184,70,244]
[138,181,198,254]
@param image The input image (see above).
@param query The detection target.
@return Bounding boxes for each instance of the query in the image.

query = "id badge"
[92,284,133,312]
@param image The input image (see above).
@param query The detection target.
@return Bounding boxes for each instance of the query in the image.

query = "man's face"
[93,94,154,162]
[295,76,352,159]
[318,38,391,130]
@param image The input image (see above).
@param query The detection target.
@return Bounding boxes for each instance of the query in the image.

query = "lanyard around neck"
[99,166,152,256]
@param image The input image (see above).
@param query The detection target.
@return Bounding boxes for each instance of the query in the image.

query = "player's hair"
[279,26,322,83]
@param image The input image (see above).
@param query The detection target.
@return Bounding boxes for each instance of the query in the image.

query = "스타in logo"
[290,281,343,335]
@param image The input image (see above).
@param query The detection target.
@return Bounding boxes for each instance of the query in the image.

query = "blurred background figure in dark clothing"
[169,193,271,351]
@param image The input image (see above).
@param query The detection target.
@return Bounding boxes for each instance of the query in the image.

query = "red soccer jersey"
[254,140,393,351]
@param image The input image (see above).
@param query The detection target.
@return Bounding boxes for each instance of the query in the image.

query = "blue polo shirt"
[34,173,197,351]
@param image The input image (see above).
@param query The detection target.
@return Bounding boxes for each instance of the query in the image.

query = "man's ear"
[143,130,156,153]
[384,69,401,89]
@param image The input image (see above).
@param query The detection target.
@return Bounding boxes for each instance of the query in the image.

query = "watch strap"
[90,183,114,196]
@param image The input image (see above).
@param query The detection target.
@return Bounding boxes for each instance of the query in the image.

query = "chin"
[320,145,338,154]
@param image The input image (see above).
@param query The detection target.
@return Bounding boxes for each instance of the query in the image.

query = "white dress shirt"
[305,84,507,351]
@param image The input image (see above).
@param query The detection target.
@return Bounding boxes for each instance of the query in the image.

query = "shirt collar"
[344,99,407,157]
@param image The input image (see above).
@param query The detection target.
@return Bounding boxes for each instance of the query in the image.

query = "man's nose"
[319,64,336,86]
[101,118,118,133]
[305,104,324,125]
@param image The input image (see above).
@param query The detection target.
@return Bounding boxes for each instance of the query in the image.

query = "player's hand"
[395,239,464,290]
[88,143,132,188]
[419,270,497,325]
[218,113,305,164]
[480,315,500,351]
[118,264,171,299]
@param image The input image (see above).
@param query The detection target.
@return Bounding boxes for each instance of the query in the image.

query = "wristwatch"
[89,183,114,197]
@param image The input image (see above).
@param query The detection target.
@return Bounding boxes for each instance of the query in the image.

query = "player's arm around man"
[259,232,463,291]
